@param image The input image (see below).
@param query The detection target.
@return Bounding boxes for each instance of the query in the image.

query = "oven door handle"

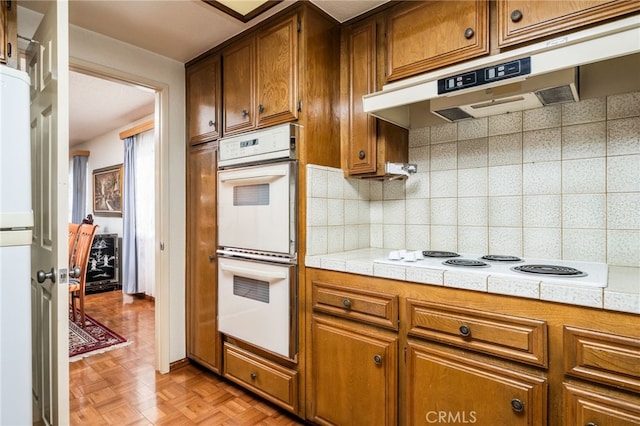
[219,263,288,283]
[219,170,287,185]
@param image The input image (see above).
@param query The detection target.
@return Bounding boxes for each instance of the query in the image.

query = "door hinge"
[7,1,12,12]
[297,100,302,112]
[404,346,407,364]
[297,20,301,33]
[160,242,165,251]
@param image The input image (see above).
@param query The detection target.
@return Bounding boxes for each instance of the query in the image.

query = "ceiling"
[18,0,389,146]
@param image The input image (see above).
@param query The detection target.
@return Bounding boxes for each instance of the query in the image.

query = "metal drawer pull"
[250,372,257,380]
[459,325,471,337]
[373,354,382,365]
[241,109,249,117]
[342,298,352,309]
[510,398,524,413]
[358,150,366,160]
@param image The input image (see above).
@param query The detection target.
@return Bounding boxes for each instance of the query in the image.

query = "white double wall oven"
[217,124,299,359]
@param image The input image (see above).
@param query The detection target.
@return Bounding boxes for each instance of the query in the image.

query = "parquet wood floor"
[70,291,307,425]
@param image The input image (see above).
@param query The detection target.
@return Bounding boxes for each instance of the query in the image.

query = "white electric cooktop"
[373,250,608,288]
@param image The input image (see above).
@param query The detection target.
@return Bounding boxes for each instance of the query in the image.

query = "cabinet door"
[345,20,378,175]
[223,37,256,135]
[342,20,408,177]
[498,0,640,47]
[256,14,298,127]
[564,383,640,426]
[186,55,221,145]
[186,142,219,372]
[312,316,398,426]
[407,343,547,426]
[386,0,489,81]
[0,0,6,64]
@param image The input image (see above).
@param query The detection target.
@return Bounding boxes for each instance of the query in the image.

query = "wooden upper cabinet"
[186,54,222,145]
[1,0,16,67]
[498,0,640,47]
[344,20,378,175]
[222,37,256,135]
[256,14,298,128]
[342,18,408,177]
[386,0,489,82]
[222,13,298,136]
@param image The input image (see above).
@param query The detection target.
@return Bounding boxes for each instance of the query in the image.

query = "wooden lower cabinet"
[406,342,547,426]
[311,316,398,426]
[564,383,640,426]
[223,343,298,413]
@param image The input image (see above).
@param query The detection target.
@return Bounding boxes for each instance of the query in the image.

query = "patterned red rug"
[69,312,130,362]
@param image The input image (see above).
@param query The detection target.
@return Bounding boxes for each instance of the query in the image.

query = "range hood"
[363,15,640,128]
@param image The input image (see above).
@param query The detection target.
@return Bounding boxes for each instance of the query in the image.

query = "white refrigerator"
[0,64,33,424]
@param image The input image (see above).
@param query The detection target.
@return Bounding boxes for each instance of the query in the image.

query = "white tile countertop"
[305,248,640,314]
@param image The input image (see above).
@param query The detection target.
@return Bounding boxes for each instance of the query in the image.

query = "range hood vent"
[362,16,640,129]
[431,67,579,122]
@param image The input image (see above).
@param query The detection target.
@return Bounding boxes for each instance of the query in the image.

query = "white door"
[28,2,70,425]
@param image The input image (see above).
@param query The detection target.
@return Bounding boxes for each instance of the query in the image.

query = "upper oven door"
[218,161,296,256]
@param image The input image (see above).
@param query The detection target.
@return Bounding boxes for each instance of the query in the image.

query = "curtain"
[134,130,155,296]
[122,136,138,294]
[71,155,88,223]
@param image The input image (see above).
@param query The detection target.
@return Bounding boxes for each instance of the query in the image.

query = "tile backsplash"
[307,91,640,267]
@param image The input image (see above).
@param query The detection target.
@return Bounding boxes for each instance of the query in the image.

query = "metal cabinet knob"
[358,150,366,160]
[373,354,382,365]
[37,268,56,284]
[342,299,352,309]
[510,9,523,22]
[241,109,249,117]
[258,104,265,114]
[585,423,597,426]
[250,372,257,380]
[510,398,524,413]
[208,254,215,262]
[459,325,471,337]
[464,27,475,39]
[208,120,216,129]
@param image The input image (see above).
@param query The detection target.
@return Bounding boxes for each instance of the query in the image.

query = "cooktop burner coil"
[443,259,489,267]
[423,251,460,258]
[511,264,587,277]
[481,255,522,262]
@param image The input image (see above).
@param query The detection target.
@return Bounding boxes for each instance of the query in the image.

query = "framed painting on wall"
[93,164,123,217]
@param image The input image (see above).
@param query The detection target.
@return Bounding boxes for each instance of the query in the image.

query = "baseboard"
[169,358,191,372]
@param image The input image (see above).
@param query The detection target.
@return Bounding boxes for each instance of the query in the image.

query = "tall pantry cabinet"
[185,3,340,417]
[185,53,221,372]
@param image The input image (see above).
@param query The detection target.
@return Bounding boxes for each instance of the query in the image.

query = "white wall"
[70,25,186,367]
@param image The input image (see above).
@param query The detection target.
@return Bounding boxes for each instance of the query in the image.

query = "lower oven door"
[218,256,297,359]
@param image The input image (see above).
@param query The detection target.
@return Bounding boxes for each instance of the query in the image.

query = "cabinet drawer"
[223,343,298,412]
[407,299,547,367]
[564,326,640,393]
[312,280,399,330]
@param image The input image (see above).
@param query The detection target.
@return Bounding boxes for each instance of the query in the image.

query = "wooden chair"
[68,223,81,267]
[69,223,98,327]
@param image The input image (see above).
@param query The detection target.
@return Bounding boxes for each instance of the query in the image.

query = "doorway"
[68,60,171,374]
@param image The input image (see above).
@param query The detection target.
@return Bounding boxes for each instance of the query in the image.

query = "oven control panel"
[219,123,299,167]
[437,57,531,95]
